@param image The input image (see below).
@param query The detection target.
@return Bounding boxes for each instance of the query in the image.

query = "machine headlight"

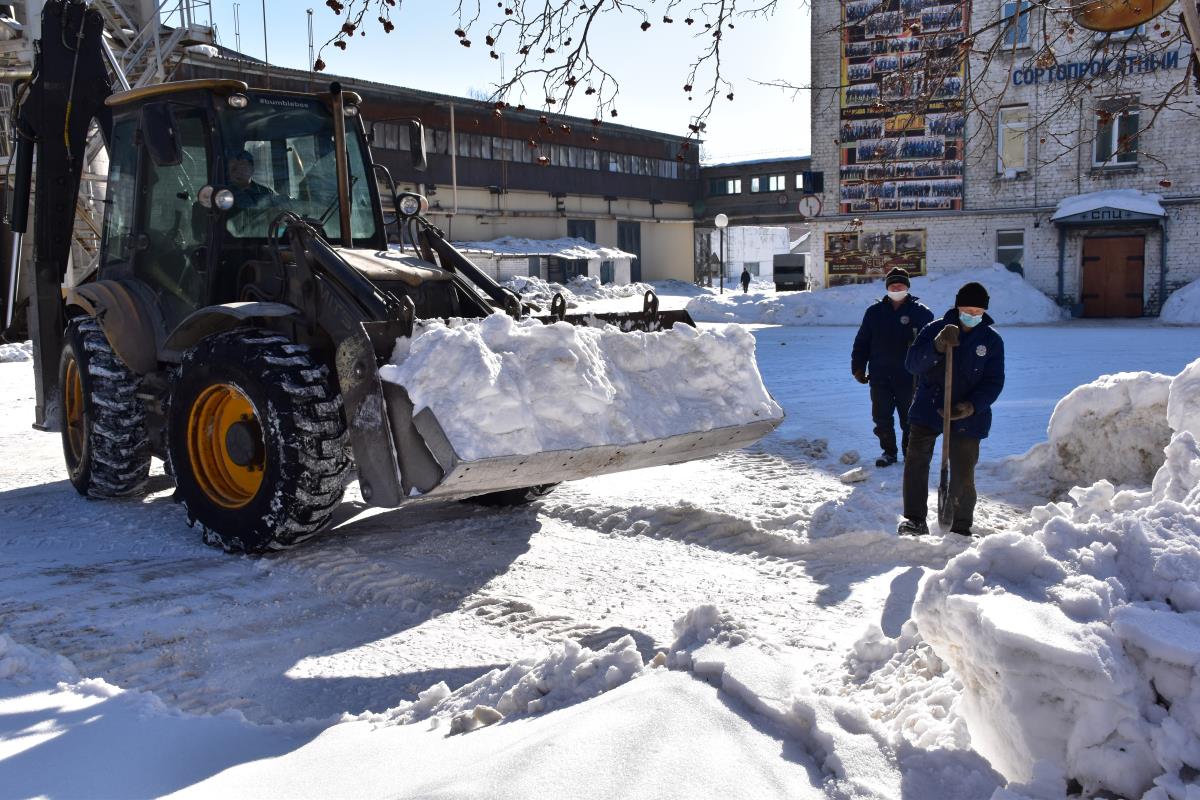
[343,104,359,117]
[227,93,249,109]
[197,185,215,208]
[397,193,428,217]
[214,188,236,211]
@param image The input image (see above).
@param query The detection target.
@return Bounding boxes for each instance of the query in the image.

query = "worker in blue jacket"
[851,268,934,467]
[898,281,1005,537]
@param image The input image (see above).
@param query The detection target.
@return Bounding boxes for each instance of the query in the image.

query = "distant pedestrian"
[851,268,933,468]
[740,268,751,293]
[898,281,1005,537]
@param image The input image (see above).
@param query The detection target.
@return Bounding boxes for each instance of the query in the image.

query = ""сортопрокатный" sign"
[1012,50,1182,85]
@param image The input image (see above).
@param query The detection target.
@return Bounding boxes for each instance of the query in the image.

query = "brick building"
[808,0,1200,316]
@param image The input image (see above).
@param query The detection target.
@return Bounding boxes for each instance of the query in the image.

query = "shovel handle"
[941,342,954,470]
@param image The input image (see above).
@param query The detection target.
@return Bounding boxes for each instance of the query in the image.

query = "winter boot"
[897,518,929,537]
[950,527,974,538]
[875,452,898,468]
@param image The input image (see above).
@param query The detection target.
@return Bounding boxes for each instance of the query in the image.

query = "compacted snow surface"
[1,319,1199,799]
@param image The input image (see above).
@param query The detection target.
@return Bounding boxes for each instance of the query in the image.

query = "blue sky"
[201,1,811,162]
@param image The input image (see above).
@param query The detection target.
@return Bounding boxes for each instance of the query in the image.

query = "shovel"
[937,340,956,528]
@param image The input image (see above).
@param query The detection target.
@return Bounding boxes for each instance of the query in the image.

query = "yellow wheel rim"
[64,356,85,464]
[186,383,265,509]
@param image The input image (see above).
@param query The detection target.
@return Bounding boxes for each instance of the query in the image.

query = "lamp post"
[714,213,728,295]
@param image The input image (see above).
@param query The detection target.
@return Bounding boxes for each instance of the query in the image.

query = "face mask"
[959,311,983,328]
[887,290,908,302]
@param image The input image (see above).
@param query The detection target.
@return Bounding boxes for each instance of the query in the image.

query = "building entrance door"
[1081,236,1145,317]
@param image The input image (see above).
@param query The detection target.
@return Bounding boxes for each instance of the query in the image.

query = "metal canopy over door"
[1081,236,1145,317]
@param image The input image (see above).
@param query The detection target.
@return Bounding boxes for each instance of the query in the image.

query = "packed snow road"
[1,320,1197,798]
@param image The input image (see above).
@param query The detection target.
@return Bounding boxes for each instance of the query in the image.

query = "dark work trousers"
[903,423,981,531]
[870,372,915,457]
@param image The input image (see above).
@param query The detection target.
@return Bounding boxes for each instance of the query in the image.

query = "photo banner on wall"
[825,228,927,287]
[838,0,968,216]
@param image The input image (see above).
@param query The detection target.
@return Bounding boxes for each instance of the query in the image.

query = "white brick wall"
[810,0,1200,313]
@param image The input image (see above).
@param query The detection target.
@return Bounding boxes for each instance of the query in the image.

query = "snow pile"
[380,313,782,461]
[0,632,78,683]
[0,340,31,362]
[911,357,1200,799]
[456,236,634,261]
[1160,277,1200,326]
[503,274,654,305]
[1051,189,1166,221]
[366,634,650,733]
[687,264,1065,326]
[1040,371,1174,488]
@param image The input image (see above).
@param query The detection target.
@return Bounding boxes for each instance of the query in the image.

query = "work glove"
[940,401,974,420]
[853,368,868,385]
[934,324,960,353]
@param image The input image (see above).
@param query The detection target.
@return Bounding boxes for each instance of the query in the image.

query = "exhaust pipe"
[329,81,354,249]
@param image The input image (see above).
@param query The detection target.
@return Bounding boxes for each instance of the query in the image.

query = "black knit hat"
[955,282,990,309]
[884,268,910,288]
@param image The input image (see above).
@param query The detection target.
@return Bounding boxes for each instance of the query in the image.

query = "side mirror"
[141,102,182,167]
[408,120,427,172]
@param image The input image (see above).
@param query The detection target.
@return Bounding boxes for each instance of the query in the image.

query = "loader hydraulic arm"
[2,0,112,428]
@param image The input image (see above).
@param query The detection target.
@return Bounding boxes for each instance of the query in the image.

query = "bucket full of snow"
[362,313,782,502]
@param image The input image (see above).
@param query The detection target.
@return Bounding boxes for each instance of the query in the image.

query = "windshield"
[218,93,378,242]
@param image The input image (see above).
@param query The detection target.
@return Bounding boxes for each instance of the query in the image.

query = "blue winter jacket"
[906,308,1006,439]
[851,295,935,382]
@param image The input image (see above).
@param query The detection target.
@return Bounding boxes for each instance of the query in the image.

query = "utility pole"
[233,3,241,53]
[261,0,270,88]
[715,214,728,294]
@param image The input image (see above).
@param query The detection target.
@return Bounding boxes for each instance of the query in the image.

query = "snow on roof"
[1051,189,1166,221]
[789,232,811,252]
[453,236,637,260]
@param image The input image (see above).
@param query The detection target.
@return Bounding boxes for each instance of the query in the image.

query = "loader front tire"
[59,316,151,497]
[168,330,350,553]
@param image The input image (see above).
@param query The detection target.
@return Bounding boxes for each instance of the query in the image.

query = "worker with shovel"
[897,282,1005,537]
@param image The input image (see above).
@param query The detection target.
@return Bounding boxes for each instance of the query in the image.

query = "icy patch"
[686,264,1065,326]
[379,313,781,461]
[0,340,32,363]
[1160,277,1200,326]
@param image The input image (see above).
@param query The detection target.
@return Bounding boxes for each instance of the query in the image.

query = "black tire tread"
[74,317,151,497]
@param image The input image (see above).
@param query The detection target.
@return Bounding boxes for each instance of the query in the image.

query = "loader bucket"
[335,298,783,508]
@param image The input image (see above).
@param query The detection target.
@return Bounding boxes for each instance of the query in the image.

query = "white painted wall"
[707,226,791,278]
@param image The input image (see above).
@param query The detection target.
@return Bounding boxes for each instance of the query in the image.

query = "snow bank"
[0,340,31,363]
[456,235,634,262]
[364,634,650,733]
[911,357,1200,799]
[686,264,1065,326]
[503,274,654,306]
[379,313,782,461]
[1160,277,1200,326]
[1041,371,1174,488]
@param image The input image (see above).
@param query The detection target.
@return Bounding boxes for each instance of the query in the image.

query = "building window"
[568,219,596,243]
[744,262,760,276]
[1094,102,1139,167]
[708,178,741,195]
[997,105,1028,173]
[996,231,1024,273]
[750,176,768,193]
[795,173,805,190]
[1002,1,1031,48]
[766,175,786,191]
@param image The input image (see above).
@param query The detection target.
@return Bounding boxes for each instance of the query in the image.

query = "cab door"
[133,104,213,331]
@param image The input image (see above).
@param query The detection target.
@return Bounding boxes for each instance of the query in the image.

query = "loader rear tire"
[59,316,151,497]
[467,483,558,507]
[168,330,350,553]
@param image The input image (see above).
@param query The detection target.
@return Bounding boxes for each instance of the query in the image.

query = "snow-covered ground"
[1,321,1198,798]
